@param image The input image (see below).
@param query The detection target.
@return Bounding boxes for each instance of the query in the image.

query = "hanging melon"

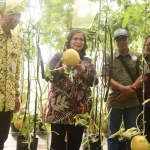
[130,135,148,150]
[101,118,108,134]
[63,49,80,66]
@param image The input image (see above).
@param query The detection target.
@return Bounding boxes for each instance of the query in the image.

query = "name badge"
[12,61,16,73]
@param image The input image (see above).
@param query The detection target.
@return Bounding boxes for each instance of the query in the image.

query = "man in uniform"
[103,28,150,150]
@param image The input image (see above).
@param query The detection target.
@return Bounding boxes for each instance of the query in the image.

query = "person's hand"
[117,92,128,102]
[130,85,137,91]
[57,64,67,74]
[73,60,85,73]
[13,95,20,113]
[121,85,135,97]
[62,64,67,69]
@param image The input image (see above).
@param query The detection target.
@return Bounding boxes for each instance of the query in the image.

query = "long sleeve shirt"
[44,52,98,124]
[0,27,21,112]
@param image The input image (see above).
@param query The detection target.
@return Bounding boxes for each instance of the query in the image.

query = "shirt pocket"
[128,60,137,76]
[112,63,123,80]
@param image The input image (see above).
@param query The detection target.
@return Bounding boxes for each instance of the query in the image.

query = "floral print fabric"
[0,27,21,112]
[44,52,98,124]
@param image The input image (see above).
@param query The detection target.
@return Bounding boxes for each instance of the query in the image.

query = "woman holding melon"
[44,29,98,150]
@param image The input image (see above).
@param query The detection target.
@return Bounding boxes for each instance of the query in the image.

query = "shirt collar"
[115,49,131,57]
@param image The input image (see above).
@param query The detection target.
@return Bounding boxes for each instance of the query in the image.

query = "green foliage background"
[27,0,150,54]
[15,0,150,147]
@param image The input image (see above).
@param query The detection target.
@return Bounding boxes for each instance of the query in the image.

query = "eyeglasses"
[72,37,84,42]
[115,36,128,42]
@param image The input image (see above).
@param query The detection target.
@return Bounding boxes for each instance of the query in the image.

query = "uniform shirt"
[44,52,98,124]
[104,50,150,109]
[0,27,21,112]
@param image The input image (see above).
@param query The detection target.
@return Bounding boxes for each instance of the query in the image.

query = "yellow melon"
[14,119,23,129]
[63,49,80,66]
[131,135,148,150]
[102,121,108,134]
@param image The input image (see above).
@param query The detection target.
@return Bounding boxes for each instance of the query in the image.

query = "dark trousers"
[118,141,126,150]
[0,110,13,150]
[50,124,84,150]
[107,106,140,150]
[145,107,150,143]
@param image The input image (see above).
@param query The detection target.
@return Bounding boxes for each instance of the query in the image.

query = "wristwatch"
[82,67,87,74]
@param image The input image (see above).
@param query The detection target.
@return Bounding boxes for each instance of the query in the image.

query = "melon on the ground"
[63,49,80,66]
[130,135,148,150]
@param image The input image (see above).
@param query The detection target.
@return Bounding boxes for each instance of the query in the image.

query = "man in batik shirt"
[0,0,26,149]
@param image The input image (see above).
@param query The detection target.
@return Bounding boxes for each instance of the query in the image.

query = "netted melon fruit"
[63,49,80,66]
[131,135,148,150]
